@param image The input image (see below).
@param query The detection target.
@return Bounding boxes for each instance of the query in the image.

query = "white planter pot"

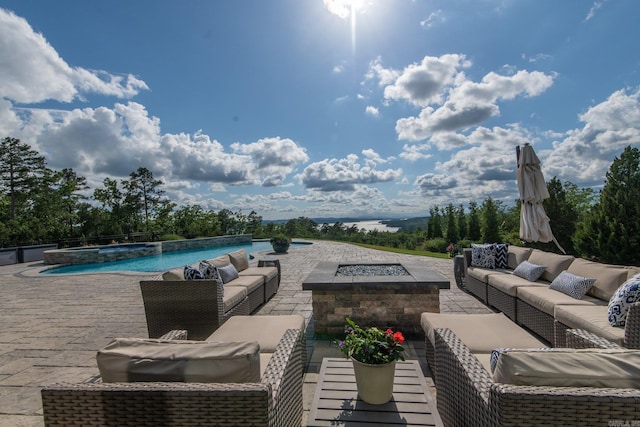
[351,358,396,404]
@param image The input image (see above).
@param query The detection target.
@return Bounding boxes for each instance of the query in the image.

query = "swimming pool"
[43,241,279,275]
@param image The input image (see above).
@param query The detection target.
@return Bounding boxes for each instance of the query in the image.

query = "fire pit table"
[302,261,449,337]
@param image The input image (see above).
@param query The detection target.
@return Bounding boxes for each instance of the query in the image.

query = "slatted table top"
[307,358,443,427]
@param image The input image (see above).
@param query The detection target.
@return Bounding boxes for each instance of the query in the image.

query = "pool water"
[43,241,276,275]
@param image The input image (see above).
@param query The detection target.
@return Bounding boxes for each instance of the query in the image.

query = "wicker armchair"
[434,327,640,427]
[139,279,250,340]
[41,328,305,427]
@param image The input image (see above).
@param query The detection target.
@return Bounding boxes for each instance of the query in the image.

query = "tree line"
[1,136,639,265]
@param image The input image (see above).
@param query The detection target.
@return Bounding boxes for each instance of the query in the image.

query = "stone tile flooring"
[0,240,490,426]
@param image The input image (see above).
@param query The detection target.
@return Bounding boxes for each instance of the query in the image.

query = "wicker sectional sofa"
[462,246,640,347]
[141,249,280,340]
[41,315,306,427]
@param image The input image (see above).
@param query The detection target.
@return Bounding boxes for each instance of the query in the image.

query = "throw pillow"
[608,273,640,327]
[494,243,509,269]
[549,270,596,299]
[184,265,205,280]
[471,243,496,269]
[512,260,546,282]
[217,263,239,284]
[199,261,222,282]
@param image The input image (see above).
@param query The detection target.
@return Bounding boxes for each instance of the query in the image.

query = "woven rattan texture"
[516,299,554,345]
[435,327,640,427]
[41,328,305,427]
[464,274,488,304]
[487,286,517,321]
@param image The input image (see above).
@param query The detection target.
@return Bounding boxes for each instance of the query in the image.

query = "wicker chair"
[41,328,305,427]
[433,327,640,427]
[139,279,250,340]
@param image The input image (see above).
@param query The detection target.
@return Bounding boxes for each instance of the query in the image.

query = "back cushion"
[205,254,231,267]
[162,267,185,280]
[492,348,640,388]
[228,249,250,272]
[527,249,575,282]
[567,258,629,301]
[97,338,261,383]
[507,246,533,270]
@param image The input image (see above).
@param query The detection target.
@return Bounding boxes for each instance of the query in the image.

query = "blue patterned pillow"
[608,274,640,327]
[217,263,239,284]
[184,265,205,280]
[494,243,509,269]
[199,261,222,283]
[512,260,546,282]
[471,243,496,269]
[549,271,595,299]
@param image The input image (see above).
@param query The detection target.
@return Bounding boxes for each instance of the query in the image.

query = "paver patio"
[0,240,490,427]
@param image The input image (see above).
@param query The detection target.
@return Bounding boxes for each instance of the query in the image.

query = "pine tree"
[456,204,467,240]
[481,197,501,243]
[574,146,640,264]
[467,201,481,241]
[445,203,459,243]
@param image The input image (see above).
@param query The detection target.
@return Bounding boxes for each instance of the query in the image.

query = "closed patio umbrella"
[517,143,565,253]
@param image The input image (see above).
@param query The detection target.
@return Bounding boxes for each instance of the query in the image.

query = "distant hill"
[264,216,429,232]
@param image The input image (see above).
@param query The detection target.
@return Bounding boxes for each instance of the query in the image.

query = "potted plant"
[336,318,405,404]
[269,235,291,253]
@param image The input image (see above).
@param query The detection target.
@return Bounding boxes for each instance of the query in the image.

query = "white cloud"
[297,154,402,191]
[365,105,379,116]
[420,10,445,28]
[0,8,148,104]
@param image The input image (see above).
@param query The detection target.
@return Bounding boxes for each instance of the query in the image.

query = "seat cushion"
[223,286,247,311]
[466,267,508,284]
[527,249,575,282]
[488,273,548,297]
[517,286,600,316]
[208,314,305,352]
[239,266,278,281]
[421,312,544,354]
[493,347,640,388]
[228,249,250,272]
[555,304,625,345]
[226,274,264,293]
[97,338,261,383]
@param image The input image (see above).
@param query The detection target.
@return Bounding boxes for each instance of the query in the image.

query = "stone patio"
[0,239,491,426]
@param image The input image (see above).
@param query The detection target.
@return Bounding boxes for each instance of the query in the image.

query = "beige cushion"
[97,338,261,383]
[223,286,247,312]
[475,352,494,375]
[420,312,544,353]
[226,275,264,293]
[527,249,575,282]
[162,267,184,281]
[517,286,600,316]
[507,246,533,270]
[239,266,278,281]
[228,249,250,272]
[493,348,640,388]
[205,254,231,267]
[208,314,305,352]
[466,267,507,283]
[488,273,548,297]
[554,304,625,345]
[259,353,273,378]
[567,258,630,301]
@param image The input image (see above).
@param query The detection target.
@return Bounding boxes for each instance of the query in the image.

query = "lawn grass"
[350,242,451,259]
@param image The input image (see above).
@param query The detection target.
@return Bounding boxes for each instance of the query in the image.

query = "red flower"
[393,331,405,343]
[385,328,393,335]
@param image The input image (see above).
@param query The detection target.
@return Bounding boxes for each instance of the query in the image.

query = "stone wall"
[311,288,440,337]
[161,234,251,252]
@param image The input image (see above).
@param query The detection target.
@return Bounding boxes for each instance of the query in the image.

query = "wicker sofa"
[41,315,306,427]
[462,246,640,347]
[433,327,640,427]
[141,249,280,340]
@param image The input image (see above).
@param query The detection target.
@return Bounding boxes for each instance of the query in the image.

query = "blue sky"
[1,1,639,220]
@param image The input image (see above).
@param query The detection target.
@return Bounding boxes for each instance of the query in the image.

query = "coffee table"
[307,357,443,426]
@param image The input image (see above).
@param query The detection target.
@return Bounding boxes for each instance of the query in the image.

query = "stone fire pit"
[302,261,449,336]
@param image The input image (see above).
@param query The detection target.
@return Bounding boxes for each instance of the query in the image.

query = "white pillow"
[471,243,496,269]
